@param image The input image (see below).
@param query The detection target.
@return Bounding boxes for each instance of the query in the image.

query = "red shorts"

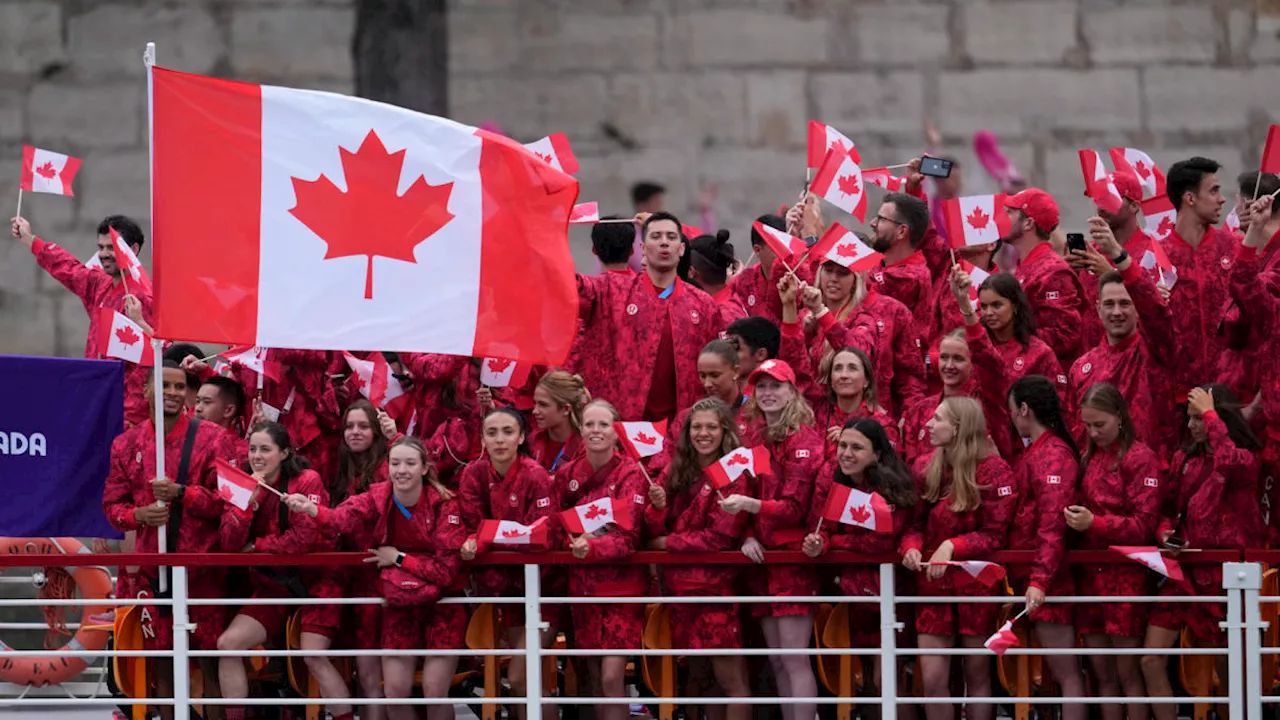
[300,574,345,640]
[235,586,294,643]
[1076,564,1150,638]
[745,564,817,618]
[915,578,1001,638]
[382,601,466,650]
[669,600,742,650]
[571,603,643,650]
[1148,577,1225,644]
[345,601,383,650]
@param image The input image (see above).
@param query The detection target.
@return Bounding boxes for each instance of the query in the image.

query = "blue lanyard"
[657,283,674,300]
[392,496,412,520]
[549,444,568,472]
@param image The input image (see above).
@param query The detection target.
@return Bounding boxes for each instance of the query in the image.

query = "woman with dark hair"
[402,353,486,481]
[978,273,1066,390]
[333,399,395,503]
[217,421,329,720]
[1142,384,1264,720]
[287,436,467,720]
[689,229,747,323]
[646,397,752,720]
[803,417,915,702]
[1006,375,1085,720]
[457,407,560,720]
[1066,383,1160,720]
[650,337,750,476]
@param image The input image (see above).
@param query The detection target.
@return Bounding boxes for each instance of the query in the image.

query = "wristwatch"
[1111,249,1130,265]
[175,485,186,501]
[395,552,406,568]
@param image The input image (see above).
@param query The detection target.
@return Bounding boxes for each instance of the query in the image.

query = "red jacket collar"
[642,271,684,299]
[886,250,926,268]
[1022,241,1056,267]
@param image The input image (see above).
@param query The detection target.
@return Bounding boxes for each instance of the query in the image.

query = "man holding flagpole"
[102,361,240,718]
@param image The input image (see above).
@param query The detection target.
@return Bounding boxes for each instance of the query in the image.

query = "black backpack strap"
[165,418,202,553]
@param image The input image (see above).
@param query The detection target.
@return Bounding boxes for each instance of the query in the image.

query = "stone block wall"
[5,0,1280,356]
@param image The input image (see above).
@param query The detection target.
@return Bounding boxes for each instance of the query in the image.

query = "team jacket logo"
[536,497,550,508]
[747,294,757,306]
[997,485,1012,496]
[690,311,701,325]
[1046,475,1061,485]
[568,480,579,492]
[448,514,460,525]
[626,303,638,316]
[1014,357,1024,369]
[1045,291,1059,300]
[1144,477,1158,488]
[1081,362,1093,375]
[795,449,810,459]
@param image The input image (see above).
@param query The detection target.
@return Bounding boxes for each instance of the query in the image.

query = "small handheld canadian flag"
[219,345,281,382]
[936,560,1007,587]
[1109,148,1166,199]
[569,202,600,225]
[1078,149,1108,196]
[1261,124,1280,175]
[615,420,668,460]
[862,167,905,192]
[960,260,991,302]
[110,227,151,297]
[215,459,258,511]
[705,446,771,490]
[97,308,153,366]
[806,121,860,169]
[560,497,632,534]
[810,147,868,222]
[810,223,883,272]
[942,195,1011,248]
[20,145,81,196]
[984,620,1020,656]
[1138,236,1177,289]
[523,133,579,175]
[343,352,409,417]
[1141,195,1177,242]
[478,517,549,547]
[1086,176,1125,215]
[1224,208,1241,235]
[479,357,531,388]
[752,221,806,263]
[1111,546,1186,584]
[822,484,893,534]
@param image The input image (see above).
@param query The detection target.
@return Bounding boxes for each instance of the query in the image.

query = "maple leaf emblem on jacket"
[836,174,860,198]
[966,206,990,230]
[289,129,455,299]
[35,162,58,179]
[583,503,607,520]
[634,432,657,445]
[486,358,513,374]
[846,504,871,524]
[115,325,141,346]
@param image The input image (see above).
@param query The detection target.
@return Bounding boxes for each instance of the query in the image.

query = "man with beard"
[1003,189,1087,368]
[866,191,934,324]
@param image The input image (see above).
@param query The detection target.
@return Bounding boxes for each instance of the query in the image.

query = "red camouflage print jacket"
[1014,242,1088,369]
[867,250,933,334]
[739,421,824,550]
[220,468,330,589]
[809,292,926,419]
[1008,432,1080,592]
[646,464,751,595]
[1161,226,1238,398]
[556,453,649,597]
[1077,441,1163,550]
[809,460,913,597]
[457,455,560,597]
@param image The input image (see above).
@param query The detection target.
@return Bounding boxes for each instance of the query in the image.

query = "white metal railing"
[0,560,1271,718]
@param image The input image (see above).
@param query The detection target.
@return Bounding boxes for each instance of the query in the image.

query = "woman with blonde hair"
[902,396,1017,720]
[528,370,589,473]
[720,359,822,720]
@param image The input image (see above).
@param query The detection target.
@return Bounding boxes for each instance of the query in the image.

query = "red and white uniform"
[318,481,468,650]
[1067,262,1180,456]
[220,468,329,639]
[1074,442,1163,638]
[739,422,823,617]
[1217,230,1280,403]
[1161,226,1237,398]
[102,414,240,649]
[556,453,649,650]
[30,237,154,425]
[903,453,1017,636]
[809,398,898,458]
[1014,242,1087,368]
[576,272,727,421]
[645,467,751,649]
[1008,433,1079,625]
[457,455,560,628]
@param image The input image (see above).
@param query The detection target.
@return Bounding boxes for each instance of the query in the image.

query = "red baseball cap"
[1004,188,1060,232]
[1105,171,1143,203]
[748,359,797,387]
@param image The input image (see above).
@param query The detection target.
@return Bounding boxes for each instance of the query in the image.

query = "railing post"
[171,565,192,718]
[879,563,900,719]
[1223,562,1265,720]
[523,562,545,720]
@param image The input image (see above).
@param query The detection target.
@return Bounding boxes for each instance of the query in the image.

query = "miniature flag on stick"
[478,517,549,546]
[821,484,893,534]
[560,497,631,534]
[98,309,153,366]
[1111,546,1186,584]
[20,145,81,196]
[479,357,531,388]
[705,446,771,490]
[936,560,1006,587]
[215,459,258,511]
[615,420,668,460]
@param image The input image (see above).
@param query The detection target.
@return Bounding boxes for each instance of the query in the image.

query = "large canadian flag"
[810,223,883,272]
[20,145,81,196]
[523,133,579,175]
[97,308,153,366]
[942,194,1011,248]
[151,67,579,365]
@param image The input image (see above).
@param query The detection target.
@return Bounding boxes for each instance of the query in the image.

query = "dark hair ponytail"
[245,420,311,485]
[1009,375,1079,458]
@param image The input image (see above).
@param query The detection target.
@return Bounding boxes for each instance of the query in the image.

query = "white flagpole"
[144,42,167,593]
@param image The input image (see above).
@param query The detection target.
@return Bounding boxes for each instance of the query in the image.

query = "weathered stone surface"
[963,2,1079,65]
[68,5,223,78]
[0,2,63,76]
[230,7,353,81]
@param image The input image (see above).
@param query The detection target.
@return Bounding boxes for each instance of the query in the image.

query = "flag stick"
[1254,171,1264,201]
[814,517,824,534]
[743,251,758,267]
[15,187,22,218]
[256,479,285,499]
[151,337,168,594]
[196,351,222,364]
[1011,606,1032,623]
[1268,186,1280,199]
[595,218,637,224]
[882,163,912,170]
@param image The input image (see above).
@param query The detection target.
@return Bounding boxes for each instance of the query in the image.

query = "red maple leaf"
[836,174,860,198]
[1134,160,1151,179]
[966,206,990,230]
[350,372,367,393]
[501,528,528,539]
[846,504,871,524]
[114,325,141,346]
[725,453,749,467]
[583,503,607,520]
[35,161,58,179]
[828,139,848,157]
[536,152,554,165]
[289,130,456,299]
[1157,216,1174,236]
[835,242,862,258]
[634,432,657,445]
[486,358,513,374]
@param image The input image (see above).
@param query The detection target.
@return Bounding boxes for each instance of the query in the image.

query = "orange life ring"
[0,537,113,686]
